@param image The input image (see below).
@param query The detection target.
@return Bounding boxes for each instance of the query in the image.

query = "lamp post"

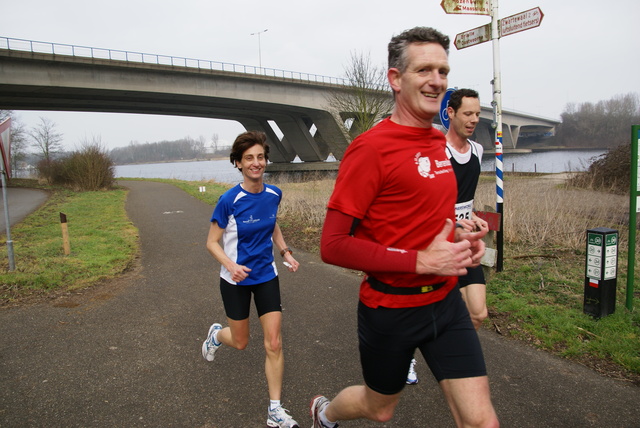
[250,29,268,70]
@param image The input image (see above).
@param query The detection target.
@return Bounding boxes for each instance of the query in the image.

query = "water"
[481,149,605,174]
[114,150,607,183]
[115,159,242,184]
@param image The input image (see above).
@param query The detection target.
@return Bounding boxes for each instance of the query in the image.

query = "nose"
[430,70,447,89]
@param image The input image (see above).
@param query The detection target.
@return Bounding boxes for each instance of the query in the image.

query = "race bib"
[455,199,474,220]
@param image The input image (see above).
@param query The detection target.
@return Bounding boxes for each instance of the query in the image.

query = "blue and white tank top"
[211,183,281,285]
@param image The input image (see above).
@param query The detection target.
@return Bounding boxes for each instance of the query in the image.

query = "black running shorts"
[357,286,486,395]
[219,276,282,320]
[458,264,486,288]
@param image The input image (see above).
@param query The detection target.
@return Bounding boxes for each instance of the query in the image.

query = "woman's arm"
[206,222,251,282]
[272,222,299,272]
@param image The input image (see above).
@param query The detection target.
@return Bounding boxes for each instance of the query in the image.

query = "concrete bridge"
[0,37,559,167]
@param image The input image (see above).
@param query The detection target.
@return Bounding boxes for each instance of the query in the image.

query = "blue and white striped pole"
[495,131,504,271]
[491,0,504,271]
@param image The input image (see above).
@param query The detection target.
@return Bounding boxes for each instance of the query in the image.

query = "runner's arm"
[320,208,417,273]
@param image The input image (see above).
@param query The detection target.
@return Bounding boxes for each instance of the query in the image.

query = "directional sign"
[454,23,491,50]
[500,7,544,38]
[440,0,490,15]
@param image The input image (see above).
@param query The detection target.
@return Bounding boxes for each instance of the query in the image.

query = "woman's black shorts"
[219,276,282,320]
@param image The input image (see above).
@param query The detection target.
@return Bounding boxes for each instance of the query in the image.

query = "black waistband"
[366,276,447,295]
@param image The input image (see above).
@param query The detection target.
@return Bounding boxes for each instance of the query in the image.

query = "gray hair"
[388,27,450,72]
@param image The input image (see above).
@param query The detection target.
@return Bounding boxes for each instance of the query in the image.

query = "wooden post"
[60,212,70,255]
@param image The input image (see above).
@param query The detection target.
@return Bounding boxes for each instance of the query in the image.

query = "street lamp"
[250,29,268,69]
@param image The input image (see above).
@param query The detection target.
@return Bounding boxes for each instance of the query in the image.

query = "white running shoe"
[310,395,338,428]
[406,358,419,385]
[266,405,299,428]
[201,323,222,361]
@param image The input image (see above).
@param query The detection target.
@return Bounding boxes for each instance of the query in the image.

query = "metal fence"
[0,36,352,86]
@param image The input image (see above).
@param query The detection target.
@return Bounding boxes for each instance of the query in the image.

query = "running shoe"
[310,395,338,428]
[406,358,419,385]
[266,405,299,428]
[201,323,222,361]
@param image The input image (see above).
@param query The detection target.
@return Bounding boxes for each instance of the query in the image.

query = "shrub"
[36,144,115,191]
[35,158,65,185]
[568,144,630,194]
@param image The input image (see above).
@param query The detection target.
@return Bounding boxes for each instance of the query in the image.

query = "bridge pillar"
[271,114,326,162]
[236,118,294,163]
[304,110,350,160]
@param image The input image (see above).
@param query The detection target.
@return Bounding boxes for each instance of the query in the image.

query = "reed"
[277,173,633,254]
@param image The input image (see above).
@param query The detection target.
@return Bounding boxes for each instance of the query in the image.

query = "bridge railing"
[0,36,356,87]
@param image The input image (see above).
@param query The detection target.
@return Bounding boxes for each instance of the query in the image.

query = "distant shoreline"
[114,156,228,166]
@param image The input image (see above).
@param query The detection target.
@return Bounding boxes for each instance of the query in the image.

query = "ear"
[388,68,401,93]
[447,106,455,117]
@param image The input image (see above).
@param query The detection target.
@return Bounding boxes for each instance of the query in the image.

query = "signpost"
[443,0,544,272]
[500,7,544,38]
[440,0,490,15]
[0,117,15,271]
[454,23,491,50]
[453,6,544,50]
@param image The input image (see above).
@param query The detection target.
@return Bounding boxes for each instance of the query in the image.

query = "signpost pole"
[627,125,639,311]
[0,118,15,271]
[490,0,504,271]
[1,168,15,271]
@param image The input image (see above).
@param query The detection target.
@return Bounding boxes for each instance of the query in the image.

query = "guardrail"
[0,36,353,86]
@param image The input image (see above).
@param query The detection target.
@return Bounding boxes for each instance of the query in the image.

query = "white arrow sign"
[454,23,491,50]
[440,0,490,15]
[500,7,544,38]
[454,7,544,50]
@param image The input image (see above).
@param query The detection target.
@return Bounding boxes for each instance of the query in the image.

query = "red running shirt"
[325,118,458,308]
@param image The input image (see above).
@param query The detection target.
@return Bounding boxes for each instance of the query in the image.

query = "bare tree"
[557,92,640,148]
[29,117,64,161]
[211,133,220,154]
[326,51,394,140]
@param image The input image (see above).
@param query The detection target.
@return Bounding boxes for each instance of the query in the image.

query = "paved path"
[1,181,638,427]
[0,187,49,232]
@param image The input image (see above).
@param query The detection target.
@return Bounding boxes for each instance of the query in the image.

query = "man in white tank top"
[445,88,489,330]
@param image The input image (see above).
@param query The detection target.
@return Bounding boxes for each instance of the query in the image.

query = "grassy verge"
[0,179,138,303]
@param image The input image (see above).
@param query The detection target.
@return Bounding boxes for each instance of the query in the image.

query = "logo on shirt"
[242,215,261,224]
[415,152,452,179]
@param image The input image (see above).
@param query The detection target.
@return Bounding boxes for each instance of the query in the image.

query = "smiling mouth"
[422,92,439,99]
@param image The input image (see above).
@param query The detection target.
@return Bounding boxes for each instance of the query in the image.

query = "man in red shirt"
[310,27,499,428]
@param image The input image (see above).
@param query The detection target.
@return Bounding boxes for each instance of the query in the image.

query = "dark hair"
[448,88,480,112]
[388,27,450,72]
[229,131,270,169]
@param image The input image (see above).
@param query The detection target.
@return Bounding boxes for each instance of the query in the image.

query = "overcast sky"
[3,0,639,151]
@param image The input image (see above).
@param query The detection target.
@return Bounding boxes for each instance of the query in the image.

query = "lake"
[115,149,606,184]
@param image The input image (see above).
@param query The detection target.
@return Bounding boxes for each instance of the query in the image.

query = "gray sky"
[3,0,639,151]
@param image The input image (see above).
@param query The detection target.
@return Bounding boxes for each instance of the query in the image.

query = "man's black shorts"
[458,264,485,288]
[358,286,486,395]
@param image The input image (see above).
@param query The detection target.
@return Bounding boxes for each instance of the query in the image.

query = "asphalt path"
[0,187,49,233]
[1,180,638,427]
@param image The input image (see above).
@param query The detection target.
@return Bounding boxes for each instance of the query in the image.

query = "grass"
[0,179,138,302]
[1,174,638,383]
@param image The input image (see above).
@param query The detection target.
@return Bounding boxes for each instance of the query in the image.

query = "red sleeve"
[320,208,418,273]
